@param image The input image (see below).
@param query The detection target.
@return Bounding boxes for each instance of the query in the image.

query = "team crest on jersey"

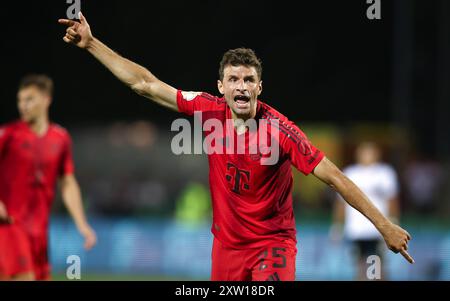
[181,91,201,101]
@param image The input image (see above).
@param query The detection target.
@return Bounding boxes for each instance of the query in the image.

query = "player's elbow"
[131,80,148,96]
[130,72,157,98]
[327,167,347,192]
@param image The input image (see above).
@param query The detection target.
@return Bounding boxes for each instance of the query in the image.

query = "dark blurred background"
[1,0,450,280]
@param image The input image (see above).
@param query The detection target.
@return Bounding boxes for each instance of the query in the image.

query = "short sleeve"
[281,122,324,175]
[59,133,75,176]
[176,90,222,116]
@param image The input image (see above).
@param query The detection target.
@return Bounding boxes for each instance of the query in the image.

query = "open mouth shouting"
[234,94,251,110]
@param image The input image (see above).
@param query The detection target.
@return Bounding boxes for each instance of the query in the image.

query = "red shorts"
[0,224,50,280]
[28,234,51,280]
[0,224,33,278]
[211,237,297,281]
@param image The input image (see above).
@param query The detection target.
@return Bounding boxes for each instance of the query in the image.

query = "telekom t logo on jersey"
[226,163,250,194]
[170,111,280,165]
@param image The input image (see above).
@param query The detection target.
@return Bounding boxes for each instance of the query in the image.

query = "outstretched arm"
[60,174,97,250]
[313,157,414,264]
[58,12,178,111]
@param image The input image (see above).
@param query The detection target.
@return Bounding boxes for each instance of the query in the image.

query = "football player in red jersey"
[59,12,413,281]
[0,74,97,280]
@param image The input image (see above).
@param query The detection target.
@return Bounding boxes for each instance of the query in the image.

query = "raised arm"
[313,157,414,264]
[58,12,178,111]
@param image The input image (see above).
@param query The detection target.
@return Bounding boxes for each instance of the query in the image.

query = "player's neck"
[230,103,258,122]
[27,115,49,137]
[230,103,258,134]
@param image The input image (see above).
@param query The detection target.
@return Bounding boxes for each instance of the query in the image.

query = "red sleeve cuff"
[176,90,193,115]
[303,150,325,175]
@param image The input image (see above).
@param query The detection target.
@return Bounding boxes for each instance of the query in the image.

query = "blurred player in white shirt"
[331,142,400,280]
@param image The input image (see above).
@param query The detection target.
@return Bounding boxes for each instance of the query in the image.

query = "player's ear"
[217,80,225,95]
[258,80,263,96]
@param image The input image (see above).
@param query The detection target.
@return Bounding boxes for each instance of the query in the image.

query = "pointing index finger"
[58,19,77,27]
[400,249,415,264]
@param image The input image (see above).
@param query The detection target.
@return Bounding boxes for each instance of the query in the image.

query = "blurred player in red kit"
[59,12,413,281]
[0,74,97,280]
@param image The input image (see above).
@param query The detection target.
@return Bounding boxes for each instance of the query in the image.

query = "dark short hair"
[219,48,262,81]
[18,74,54,96]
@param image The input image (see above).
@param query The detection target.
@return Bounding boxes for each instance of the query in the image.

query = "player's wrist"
[389,216,399,225]
[84,36,95,50]
[376,218,394,236]
[75,220,90,232]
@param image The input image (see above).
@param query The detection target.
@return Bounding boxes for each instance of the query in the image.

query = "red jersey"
[0,120,74,237]
[177,90,324,249]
